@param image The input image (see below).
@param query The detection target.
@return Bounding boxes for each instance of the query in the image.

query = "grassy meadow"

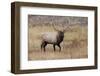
[28,24,88,60]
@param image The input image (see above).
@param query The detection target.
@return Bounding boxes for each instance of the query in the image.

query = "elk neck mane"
[56,31,64,44]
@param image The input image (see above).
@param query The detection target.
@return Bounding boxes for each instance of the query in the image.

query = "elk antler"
[52,22,60,31]
[62,19,70,32]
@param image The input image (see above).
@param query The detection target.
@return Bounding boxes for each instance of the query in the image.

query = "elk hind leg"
[41,41,45,51]
[42,42,47,52]
[41,42,43,51]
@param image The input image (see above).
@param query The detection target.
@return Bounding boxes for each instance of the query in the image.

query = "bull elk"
[41,23,70,52]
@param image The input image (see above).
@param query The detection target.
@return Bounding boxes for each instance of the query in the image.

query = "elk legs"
[53,44,61,52]
[41,41,61,52]
[41,41,47,52]
[57,44,61,52]
[53,44,56,51]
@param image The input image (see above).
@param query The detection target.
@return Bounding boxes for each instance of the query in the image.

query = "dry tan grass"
[28,25,88,60]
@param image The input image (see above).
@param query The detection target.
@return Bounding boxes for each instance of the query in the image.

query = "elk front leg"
[57,44,61,52]
[53,44,56,52]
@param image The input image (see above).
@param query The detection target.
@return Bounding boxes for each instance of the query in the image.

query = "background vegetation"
[28,15,88,60]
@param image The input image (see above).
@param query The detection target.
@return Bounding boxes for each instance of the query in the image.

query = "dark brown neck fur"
[56,31,64,44]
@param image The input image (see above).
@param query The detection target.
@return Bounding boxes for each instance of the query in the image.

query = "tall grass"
[28,25,88,60]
